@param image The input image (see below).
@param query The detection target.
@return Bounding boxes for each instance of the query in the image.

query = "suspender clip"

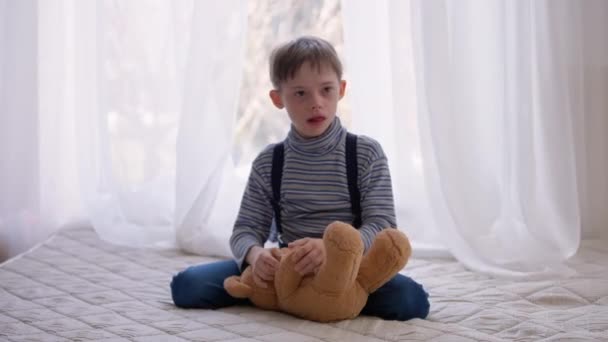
[277,234,286,248]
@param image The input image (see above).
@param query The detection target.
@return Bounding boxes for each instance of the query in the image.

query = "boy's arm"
[230,166,274,271]
[357,140,398,251]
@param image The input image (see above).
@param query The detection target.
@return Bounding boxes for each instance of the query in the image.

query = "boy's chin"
[298,124,330,138]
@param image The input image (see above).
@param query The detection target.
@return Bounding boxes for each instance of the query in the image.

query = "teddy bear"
[223,221,411,322]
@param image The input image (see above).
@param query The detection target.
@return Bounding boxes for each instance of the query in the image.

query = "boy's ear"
[339,80,347,99]
[269,89,284,109]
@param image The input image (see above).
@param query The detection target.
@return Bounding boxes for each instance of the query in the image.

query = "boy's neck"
[291,116,338,140]
[286,117,344,156]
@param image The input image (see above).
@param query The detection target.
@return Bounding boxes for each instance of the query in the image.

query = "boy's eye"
[295,91,305,97]
[324,87,333,92]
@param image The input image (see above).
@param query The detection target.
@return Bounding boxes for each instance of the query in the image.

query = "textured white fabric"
[1,226,607,341]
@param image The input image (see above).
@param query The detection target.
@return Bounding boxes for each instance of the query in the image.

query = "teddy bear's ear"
[224,276,252,298]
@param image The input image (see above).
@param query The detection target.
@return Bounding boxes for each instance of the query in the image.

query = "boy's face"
[269,61,346,138]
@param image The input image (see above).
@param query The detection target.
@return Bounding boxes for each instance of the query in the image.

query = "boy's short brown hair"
[269,36,343,89]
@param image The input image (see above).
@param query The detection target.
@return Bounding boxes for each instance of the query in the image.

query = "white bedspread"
[1,226,606,341]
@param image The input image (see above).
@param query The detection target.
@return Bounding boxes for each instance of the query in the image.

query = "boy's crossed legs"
[171,260,430,321]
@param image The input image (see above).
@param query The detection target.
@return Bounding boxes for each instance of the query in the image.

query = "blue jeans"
[171,260,430,321]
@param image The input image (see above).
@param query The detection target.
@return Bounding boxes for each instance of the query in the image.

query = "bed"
[1,226,606,341]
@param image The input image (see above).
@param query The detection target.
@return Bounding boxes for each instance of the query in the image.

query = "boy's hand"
[247,246,280,288]
[288,238,325,276]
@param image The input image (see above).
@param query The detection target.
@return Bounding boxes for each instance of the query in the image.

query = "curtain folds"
[1,0,44,261]
[172,1,248,258]
[0,0,248,261]
[342,0,608,276]
[2,0,606,276]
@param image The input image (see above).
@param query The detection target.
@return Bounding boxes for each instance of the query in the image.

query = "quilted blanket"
[1,226,607,341]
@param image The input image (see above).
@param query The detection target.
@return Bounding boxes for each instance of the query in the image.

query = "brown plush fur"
[224,221,411,322]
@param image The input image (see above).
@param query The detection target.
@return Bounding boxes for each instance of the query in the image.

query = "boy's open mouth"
[307,116,326,124]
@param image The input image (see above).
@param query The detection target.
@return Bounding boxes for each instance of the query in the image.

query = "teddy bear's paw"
[324,221,364,254]
[224,276,252,298]
[378,228,412,260]
[357,228,412,293]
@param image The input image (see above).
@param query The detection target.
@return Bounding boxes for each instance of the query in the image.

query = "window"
[234,0,350,172]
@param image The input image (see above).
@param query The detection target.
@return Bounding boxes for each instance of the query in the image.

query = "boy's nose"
[311,94,323,110]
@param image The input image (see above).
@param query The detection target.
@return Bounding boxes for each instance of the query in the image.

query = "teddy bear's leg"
[312,221,364,295]
[224,268,281,310]
[358,228,412,293]
[224,276,252,298]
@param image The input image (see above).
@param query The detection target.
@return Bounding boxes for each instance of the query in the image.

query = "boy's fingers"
[294,261,308,274]
[270,248,283,260]
[256,266,273,281]
[294,243,314,261]
[263,255,279,269]
[295,255,317,274]
[288,238,311,249]
[297,261,316,275]
[256,251,279,273]
[288,238,306,246]
[297,249,325,274]
[267,258,279,270]
[302,245,323,264]
[253,273,268,288]
[266,261,278,277]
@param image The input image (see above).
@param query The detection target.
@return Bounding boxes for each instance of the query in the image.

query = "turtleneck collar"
[286,117,345,156]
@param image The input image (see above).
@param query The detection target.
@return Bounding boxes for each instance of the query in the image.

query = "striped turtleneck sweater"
[230,117,397,270]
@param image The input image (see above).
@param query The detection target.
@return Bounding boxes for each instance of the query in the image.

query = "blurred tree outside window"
[233,0,350,175]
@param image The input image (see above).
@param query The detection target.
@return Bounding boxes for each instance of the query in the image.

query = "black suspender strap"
[345,132,362,228]
[271,142,286,247]
[270,133,362,247]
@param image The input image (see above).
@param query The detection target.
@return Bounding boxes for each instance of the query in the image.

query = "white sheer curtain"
[342,0,608,275]
[3,0,606,275]
[0,0,247,261]
[1,0,44,261]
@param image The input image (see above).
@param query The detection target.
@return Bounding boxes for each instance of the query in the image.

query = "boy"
[171,36,429,321]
